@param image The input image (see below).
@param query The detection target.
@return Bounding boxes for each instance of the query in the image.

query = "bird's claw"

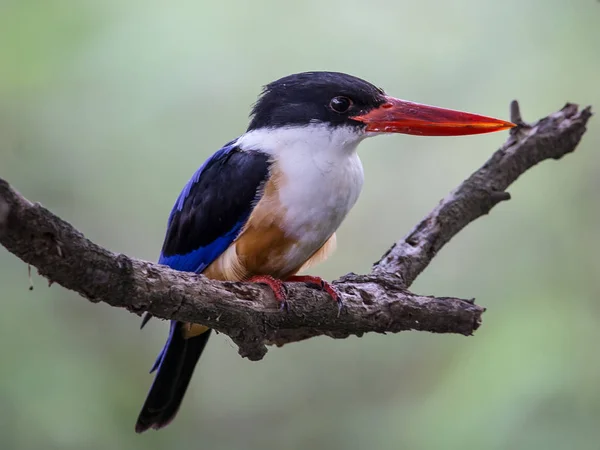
[330,286,344,317]
[335,296,343,317]
[248,275,342,315]
[278,283,290,311]
[286,275,342,315]
[279,297,289,312]
[247,275,289,311]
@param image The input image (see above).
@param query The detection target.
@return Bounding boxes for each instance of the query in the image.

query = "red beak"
[351,96,515,136]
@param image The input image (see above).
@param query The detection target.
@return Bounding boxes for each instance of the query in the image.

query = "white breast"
[274,137,364,241]
[236,124,366,267]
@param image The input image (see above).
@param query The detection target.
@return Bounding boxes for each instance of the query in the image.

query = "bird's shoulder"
[158,140,272,272]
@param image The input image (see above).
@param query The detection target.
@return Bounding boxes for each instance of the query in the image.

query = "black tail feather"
[135,322,211,433]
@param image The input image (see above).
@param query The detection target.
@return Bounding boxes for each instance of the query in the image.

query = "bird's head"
[247,71,514,141]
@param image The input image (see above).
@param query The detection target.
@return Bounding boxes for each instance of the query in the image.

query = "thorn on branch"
[140,312,153,329]
[480,188,511,215]
[489,190,511,204]
[510,100,529,129]
[561,103,580,117]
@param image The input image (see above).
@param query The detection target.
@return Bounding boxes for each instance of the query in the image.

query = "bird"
[134,71,514,433]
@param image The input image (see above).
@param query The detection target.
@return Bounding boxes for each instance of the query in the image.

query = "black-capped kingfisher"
[135,71,514,432]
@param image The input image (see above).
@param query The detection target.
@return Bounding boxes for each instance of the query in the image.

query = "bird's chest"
[228,154,364,279]
[231,126,366,278]
[275,150,364,245]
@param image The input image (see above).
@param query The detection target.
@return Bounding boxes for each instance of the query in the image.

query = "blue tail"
[135,321,211,433]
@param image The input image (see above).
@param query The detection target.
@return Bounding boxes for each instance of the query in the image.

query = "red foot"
[247,275,288,309]
[286,275,340,303]
[247,275,342,314]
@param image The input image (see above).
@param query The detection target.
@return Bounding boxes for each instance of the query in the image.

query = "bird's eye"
[329,96,353,114]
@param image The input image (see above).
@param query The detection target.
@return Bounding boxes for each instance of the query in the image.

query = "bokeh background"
[1,0,599,449]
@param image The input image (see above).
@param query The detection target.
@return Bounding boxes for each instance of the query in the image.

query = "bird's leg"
[286,275,342,314]
[246,275,289,311]
[247,275,342,314]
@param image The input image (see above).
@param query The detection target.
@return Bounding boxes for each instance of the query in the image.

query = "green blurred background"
[1,0,599,449]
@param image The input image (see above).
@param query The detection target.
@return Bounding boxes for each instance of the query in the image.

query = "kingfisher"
[134,71,514,433]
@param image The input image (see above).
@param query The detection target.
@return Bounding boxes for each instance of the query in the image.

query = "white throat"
[236,123,367,158]
[236,123,366,248]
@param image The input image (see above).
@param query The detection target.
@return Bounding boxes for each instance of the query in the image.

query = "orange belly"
[202,224,335,282]
[183,229,332,339]
[202,167,336,282]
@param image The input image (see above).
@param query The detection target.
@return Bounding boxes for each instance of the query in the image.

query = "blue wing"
[136,141,272,433]
[158,140,272,274]
[144,139,271,369]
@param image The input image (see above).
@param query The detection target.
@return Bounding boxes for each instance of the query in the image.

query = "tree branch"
[375,102,593,286]
[0,101,592,360]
